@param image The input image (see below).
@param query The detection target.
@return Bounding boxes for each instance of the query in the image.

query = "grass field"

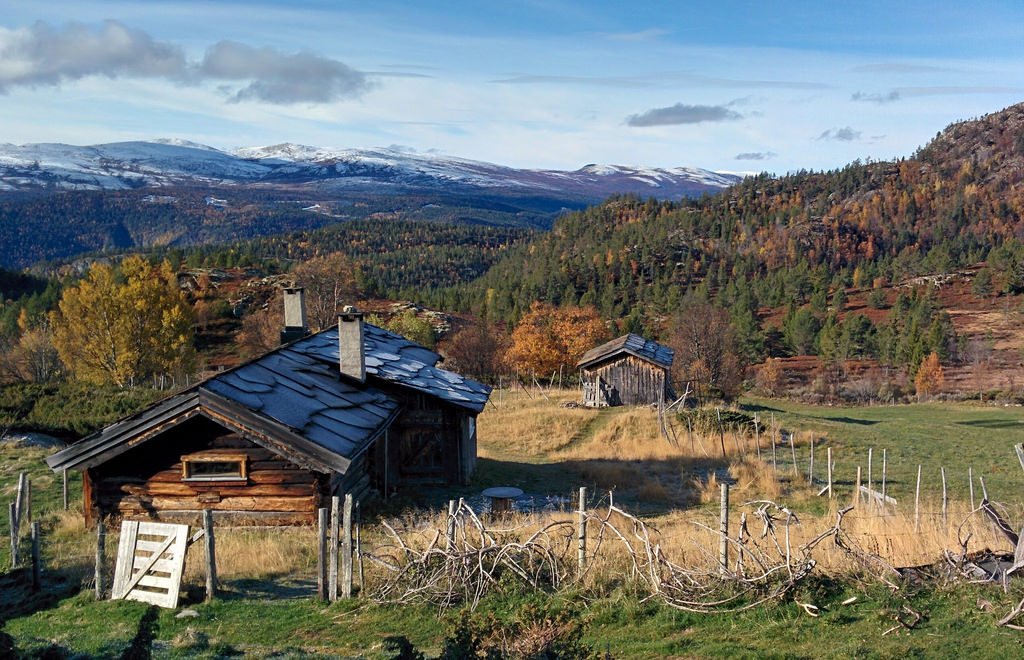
[743,396,1024,507]
[3,391,1024,657]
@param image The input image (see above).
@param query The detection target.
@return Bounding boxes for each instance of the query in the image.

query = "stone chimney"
[338,305,365,383]
[280,287,309,344]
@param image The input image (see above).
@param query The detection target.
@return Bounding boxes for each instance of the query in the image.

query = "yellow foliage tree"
[506,302,609,378]
[51,257,196,387]
[914,351,945,399]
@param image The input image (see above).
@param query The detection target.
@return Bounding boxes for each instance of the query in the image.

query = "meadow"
[2,391,1024,657]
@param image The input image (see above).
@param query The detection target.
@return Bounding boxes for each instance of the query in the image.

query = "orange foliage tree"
[914,351,945,399]
[505,302,609,378]
[756,357,786,397]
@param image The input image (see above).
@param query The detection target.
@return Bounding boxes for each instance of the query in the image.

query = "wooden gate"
[111,520,190,608]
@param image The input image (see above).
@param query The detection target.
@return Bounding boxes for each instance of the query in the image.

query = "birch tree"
[51,257,195,387]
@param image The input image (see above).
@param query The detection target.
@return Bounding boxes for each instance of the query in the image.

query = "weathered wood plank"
[107,495,317,513]
[111,521,188,608]
[111,520,139,599]
[101,482,316,498]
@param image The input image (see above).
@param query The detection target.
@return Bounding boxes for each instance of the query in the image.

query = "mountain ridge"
[0,139,741,199]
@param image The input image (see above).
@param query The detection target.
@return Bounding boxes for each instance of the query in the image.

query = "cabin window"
[181,452,248,482]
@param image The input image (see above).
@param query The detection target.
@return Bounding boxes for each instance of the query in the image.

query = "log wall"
[581,355,669,407]
[91,417,327,525]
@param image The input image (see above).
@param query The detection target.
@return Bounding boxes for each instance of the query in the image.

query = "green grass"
[743,397,1024,508]
[4,581,1024,658]
[0,440,81,571]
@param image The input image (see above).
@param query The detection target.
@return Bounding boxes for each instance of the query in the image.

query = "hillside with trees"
[424,102,1024,398]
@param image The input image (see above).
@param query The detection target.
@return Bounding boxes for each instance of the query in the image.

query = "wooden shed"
[46,303,490,525]
[578,334,674,407]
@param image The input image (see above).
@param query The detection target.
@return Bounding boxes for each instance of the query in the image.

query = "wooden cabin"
[46,298,489,525]
[578,334,674,408]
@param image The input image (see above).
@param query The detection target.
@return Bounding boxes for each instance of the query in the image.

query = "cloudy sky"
[2,0,1024,172]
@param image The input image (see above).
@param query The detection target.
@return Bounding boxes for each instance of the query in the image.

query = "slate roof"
[577,333,674,370]
[47,321,491,474]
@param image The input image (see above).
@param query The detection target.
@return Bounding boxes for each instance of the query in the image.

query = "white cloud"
[0,20,370,104]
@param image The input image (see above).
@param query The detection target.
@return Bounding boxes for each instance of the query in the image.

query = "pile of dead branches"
[367,496,897,614]
[586,500,899,613]
[940,499,1024,629]
[368,501,576,610]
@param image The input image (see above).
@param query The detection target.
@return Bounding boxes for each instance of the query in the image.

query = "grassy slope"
[4,394,1024,657]
[745,397,1024,505]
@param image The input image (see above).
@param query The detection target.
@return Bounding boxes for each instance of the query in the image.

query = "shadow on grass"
[956,419,1024,429]
[0,566,82,622]
[401,456,734,517]
[213,577,318,601]
[816,416,879,426]
[740,402,784,414]
[119,605,159,660]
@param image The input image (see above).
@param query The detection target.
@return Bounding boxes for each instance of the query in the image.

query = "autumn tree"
[236,292,283,359]
[755,357,786,397]
[51,257,195,387]
[292,252,358,331]
[505,302,609,378]
[440,321,506,382]
[667,297,745,403]
[914,351,945,399]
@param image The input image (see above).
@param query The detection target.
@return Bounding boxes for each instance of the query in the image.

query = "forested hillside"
[441,103,1024,330]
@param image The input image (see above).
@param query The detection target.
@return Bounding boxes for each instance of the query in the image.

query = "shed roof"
[47,320,490,474]
[577,333,674,370]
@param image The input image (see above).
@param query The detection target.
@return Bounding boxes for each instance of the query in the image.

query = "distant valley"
[0,140,739,269]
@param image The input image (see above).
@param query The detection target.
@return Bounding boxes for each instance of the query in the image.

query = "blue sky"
[2,1,1023,172]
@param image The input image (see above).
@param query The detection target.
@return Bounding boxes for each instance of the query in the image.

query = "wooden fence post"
[446,499,457,550]
[789,431,798,477]
[15,473,25,528]
[855,466,862,506]
[62,469,69,511]
[329,496,339,601]
[915,465,922,532]
[716,408,726,458]
[356,502,364,594]
[95,521,105,599]
[826,447,833,497]
[9,501,18,569]
[771,418,778,472]
[203,509,217,601]
[969,467,975,509]
[808,436,814,484]
[31,521,41,591]
[577,487,587,576]
[754,413,761,461]
[941,467,947,526]
[342,494,353,599]
[867,448,873,500]
[881,449,887,504]
[719,483,729,573]
[317,507,328,601]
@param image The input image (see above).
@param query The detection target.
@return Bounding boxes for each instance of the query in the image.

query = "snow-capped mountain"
[0,140,741,198]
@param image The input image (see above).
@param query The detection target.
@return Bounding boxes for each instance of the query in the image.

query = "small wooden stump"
[482,486,523,515]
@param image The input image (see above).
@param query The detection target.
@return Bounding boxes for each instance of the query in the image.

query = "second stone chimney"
[280,287,309,344]
[338,305,365,383]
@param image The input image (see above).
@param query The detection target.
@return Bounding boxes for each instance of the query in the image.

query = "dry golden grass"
[183,527,319,580]
[728,459,783,500]
[691,471,723,505]
[477,388,597,458]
